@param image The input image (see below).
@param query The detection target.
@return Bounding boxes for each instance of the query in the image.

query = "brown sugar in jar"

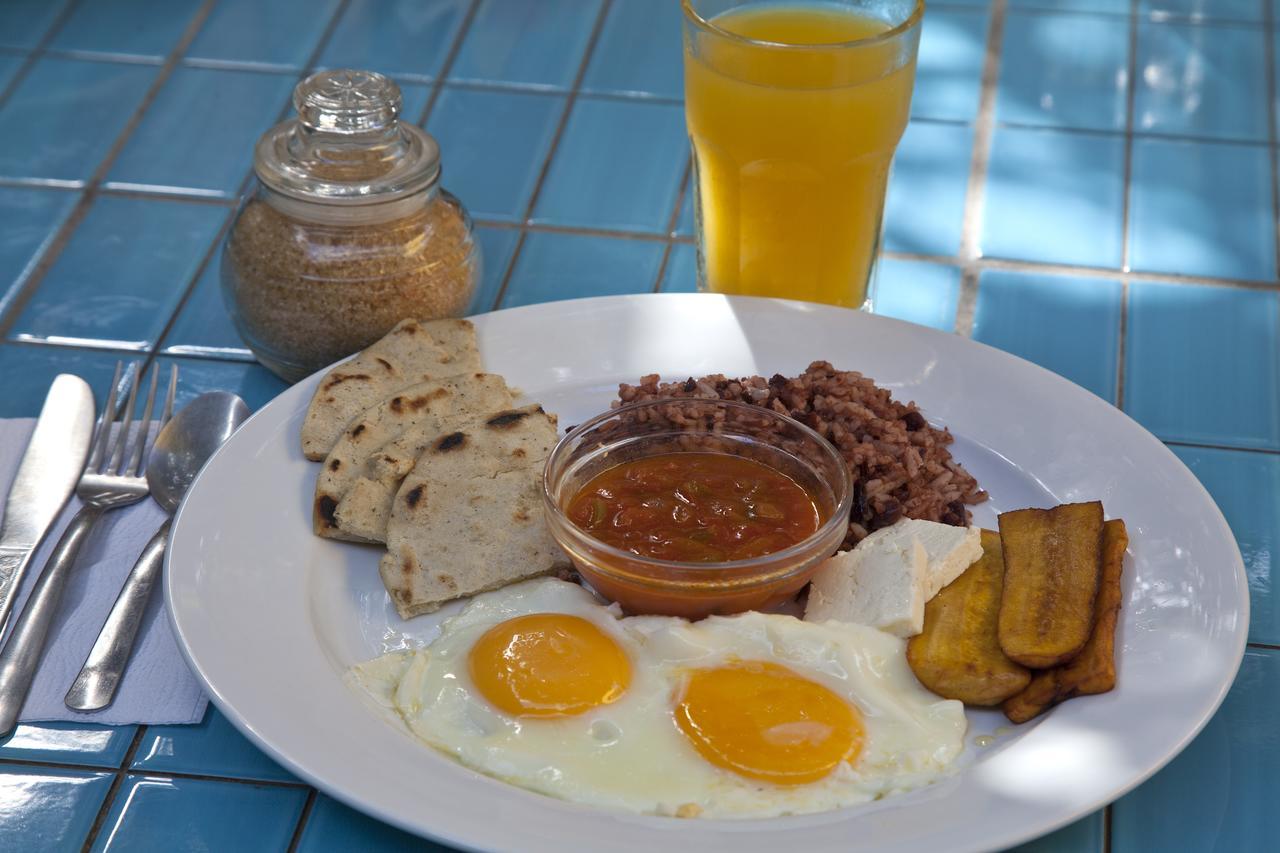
[221,69,479,382]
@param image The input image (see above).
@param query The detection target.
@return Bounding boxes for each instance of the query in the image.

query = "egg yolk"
[468,614,631,717]
[674,661,864,785]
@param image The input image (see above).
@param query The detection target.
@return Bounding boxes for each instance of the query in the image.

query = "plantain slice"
[1061,518,1128,694]
[907,530,1031,706]
[1002,669,1062,724]
[1003,518,1128,723]
[997,502,1104,668]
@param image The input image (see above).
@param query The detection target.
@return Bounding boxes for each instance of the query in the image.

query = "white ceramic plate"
[167,294,1247,853]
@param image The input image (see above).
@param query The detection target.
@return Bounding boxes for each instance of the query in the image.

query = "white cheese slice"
[893,519,983,599]
[804,525,928,638]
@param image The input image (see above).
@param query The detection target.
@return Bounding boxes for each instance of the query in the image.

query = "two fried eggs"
[349,578,966,818]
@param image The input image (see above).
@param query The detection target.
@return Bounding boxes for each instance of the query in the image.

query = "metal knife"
[0,375,95,638]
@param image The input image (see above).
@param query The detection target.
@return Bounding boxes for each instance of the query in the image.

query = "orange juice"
[683,2,920,307]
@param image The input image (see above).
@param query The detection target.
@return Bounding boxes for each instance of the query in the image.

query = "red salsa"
[566,452,821,562]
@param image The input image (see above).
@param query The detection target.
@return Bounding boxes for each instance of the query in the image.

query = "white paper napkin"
[0,419,207,726]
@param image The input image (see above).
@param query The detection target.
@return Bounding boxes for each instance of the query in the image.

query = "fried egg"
[349,578,966,818]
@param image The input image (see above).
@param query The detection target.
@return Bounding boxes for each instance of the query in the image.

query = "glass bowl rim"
[679,0,926,52]
[542,398,855,578]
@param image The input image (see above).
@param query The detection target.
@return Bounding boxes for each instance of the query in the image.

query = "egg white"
[349,578,967,818]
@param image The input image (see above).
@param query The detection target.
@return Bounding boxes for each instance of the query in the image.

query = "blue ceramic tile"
[1172,446,1280,645]
[10,196,227,349]
[90,775,308,853]
[0,0,71,50]
[660,242,697,293]
[318,0,471,81]
[675,188,694,237]
[186,0,343,70]
[872,259,961,332]
[427,87,565,222]
[155,356,289,412]
[0,344,133,418]
[0,187,79,315]
[1135,21,1267,142]
[0,766,113,851]
[107,67,297,198]
[1112,648,1280,853]
[0,722,136,768]
[296,794,452,853]
[133,706,296,781]
[972,270,1121,401]
[0,53,24,92]
[581,0,683,99]
[913,7,988,122]
[1125,281,1280,449]
[1007,811,1106,852]
[399,82,432,126]
[1008,0,1129,11]
[501,232,664,307]
[981,126,1124,267]
[469,226,521,312]
[533,98,686,233]
[161,260,251,358]
[997,12,1128,132]
[1128,138,1273,281]
[0,57,156,182]
[1139,0,1264,21]
[883,121,973,257]
[450,0,604,90]
[50,0,202,60]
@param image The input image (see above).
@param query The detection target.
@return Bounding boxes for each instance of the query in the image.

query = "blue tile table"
[0,1,1275,850]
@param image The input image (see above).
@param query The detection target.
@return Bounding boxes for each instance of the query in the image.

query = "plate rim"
[167,292,1250,853]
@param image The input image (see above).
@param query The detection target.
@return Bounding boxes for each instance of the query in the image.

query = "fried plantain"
[997,502,1104,668]
[1002,669,1062,724]
[1002,518,1128,723]
[907,530,1031,706]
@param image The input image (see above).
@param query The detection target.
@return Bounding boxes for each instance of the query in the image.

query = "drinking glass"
[681,0,923,309]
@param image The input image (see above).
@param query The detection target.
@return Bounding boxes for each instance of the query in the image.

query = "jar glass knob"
[294,69,401,135]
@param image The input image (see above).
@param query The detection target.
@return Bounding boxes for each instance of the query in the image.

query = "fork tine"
[159,364,177,430]
[124,365,160,476]
[84,361,123,472]
[105,361,142,474]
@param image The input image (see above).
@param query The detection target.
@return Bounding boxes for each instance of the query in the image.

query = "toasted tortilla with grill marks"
[300,318,482,461]
[379,405,571,618]
[313,374,514,541]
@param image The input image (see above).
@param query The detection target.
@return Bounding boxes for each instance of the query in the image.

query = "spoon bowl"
[148,392,250,513]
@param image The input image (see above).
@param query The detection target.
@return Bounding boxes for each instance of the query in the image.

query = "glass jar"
[221,69,480,382]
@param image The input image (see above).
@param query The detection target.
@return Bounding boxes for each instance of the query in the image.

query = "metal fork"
[0,361,166,737]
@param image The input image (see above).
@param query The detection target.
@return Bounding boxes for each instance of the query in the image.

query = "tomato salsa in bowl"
[543,399,853,618]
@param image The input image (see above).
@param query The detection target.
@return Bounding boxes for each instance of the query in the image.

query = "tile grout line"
[0,0,218,341]
[0,0,80,110]
[1115,0,1141,411]
[0,753,309,789]
[882,249,1280,291]
[1164,439,1280,457]
[415,0,483,127]
[1264,0,1280,283]
[286,788,319,853]
[489,0,615,311]
[651,157,693,294]
[79,725,148,852]
[952,0,1008,337]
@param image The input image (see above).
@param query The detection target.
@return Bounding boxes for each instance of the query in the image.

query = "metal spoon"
[64,392,249,711]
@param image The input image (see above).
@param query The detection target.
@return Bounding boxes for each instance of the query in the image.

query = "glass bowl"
[543,399,853,619]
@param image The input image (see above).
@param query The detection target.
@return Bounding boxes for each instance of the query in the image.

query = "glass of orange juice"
[681,0,923,309]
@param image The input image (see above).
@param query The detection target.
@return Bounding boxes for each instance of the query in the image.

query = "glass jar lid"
[253,69,441,206]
